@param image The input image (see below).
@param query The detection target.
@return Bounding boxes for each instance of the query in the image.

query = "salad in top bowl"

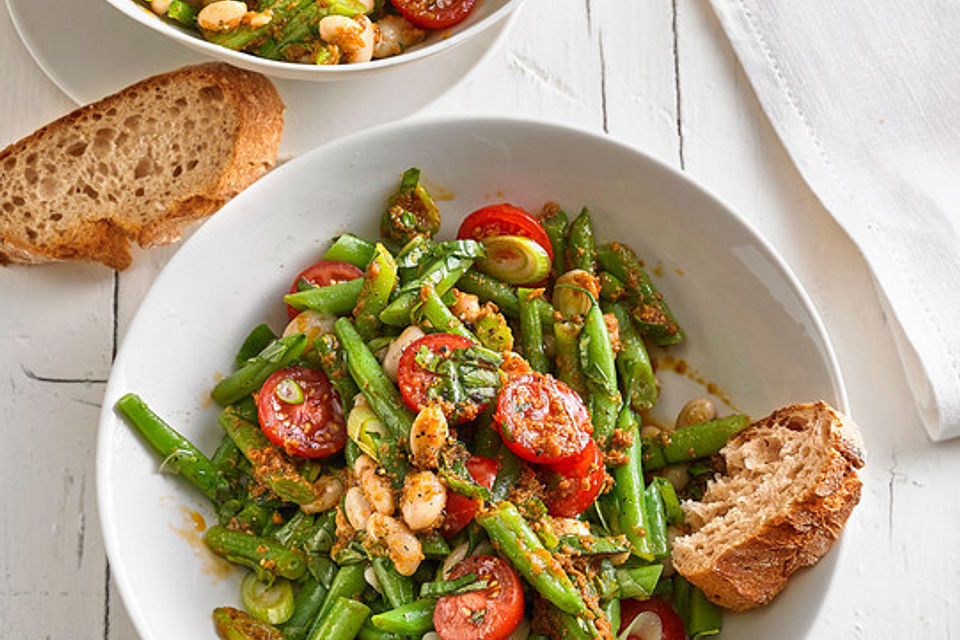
[112,166,862,640]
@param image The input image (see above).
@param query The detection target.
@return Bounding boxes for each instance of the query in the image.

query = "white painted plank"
[0,374,107,638]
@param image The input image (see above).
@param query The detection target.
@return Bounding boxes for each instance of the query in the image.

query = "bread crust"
[672,402,865,611]
[0,63,283,270]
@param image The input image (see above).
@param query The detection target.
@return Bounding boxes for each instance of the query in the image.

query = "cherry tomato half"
[256,366,346,458]
[391,0,477,30]
[542,439,606,517]
[398,333,490,424]
[493,373,592,464]
[619,597,687,640]
[434,555,524,640]
[457,204,554,263]
[441,455,499,538]
[286,260,363,319]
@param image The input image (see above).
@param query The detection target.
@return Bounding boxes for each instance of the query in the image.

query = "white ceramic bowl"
[98,117,848,640]
[100,0,525,81]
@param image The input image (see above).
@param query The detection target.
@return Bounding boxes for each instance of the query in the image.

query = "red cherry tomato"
[397,333,488,423]
[286,260,363,319]
[493,373,592,464]
[434,555,524,640]
[619,598,687,640]
[256,366,346,458]
[391,0,477,30]
[442,455,499,538]
[542,439,606,517]
[457,204,554,263]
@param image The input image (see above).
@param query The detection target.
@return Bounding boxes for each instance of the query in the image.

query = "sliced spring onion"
[478,235,551,285]
[346,404,388,461]
[274,378,305,405]
[552,269,598,317]
[241,573,295,625]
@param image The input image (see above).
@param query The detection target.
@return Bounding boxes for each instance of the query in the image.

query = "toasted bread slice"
[671,402,865,610]
[0,63,283,269]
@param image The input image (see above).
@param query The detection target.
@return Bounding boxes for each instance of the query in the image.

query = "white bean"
[354,454,395,515]
[409,404,448,469]
[150,0,172,15]
[301,473,345,514]
[318,14,377,64]
[383,325,425,382]
[344,486,374,530]
[373,15,425,59]
[676,397,717,430]
[366,513,424,576]
[283,309,336,345]
[197,1,247,31]
[401,471,446,532]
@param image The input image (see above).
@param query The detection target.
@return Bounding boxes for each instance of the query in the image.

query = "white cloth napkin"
[708,0,960,440]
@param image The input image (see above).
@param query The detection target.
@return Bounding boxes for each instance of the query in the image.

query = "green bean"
[381,167,441,247]
[642,414,749,470]
[315,564,367,622]
[218,407,316,505]
[597,242,684,345]
[115,393,226,502]
[358,622,403,640]
[272,511,314,547]
[213,606,284,640]
[553,321,586,396]
[204,526,306,580]
[279,577,327,640]
[474,311,514,352]
[416,284,476,341]
[255,0,367,59]
[234,324,279,369]
[203,0,310,49]
[613,407,653,559]
[419,573,483,598]
[355,243,398,341]
[456,270,521,316]
[165,0,196,25]
[604,302,658,412]
[478,502,587,615]
[315,333,361,412]
[490,441,524,501]
[652,476,684,524]
[616,564,663,599]
[518,287,549,373]
[604,597,621,636]
[594,491,622,535]
[284,278,364,315]
[323,233,377,268]
[599,271,625,302]
[212,333,307,406]
[566,208,597,274]
[579,297,621,447]
[306,596,371,640]
[380,255,475,326]
[372,556,415,608]
[471,406,501,458]
[370,598,435,634]
[539,205,569,280]
[419,533,451,559]
[334,318,413,486]
[685,582,723,639]
[210,434,243,486]
[644,483,670,560]
[550,605,600,640]
[555,534,631,556]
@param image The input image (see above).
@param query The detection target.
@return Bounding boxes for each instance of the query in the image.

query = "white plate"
[98,117,848,640]
[100,0,525,81]
[6,0,514,155]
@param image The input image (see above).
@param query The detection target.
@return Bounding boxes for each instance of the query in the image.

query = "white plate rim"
[96,114,849,640]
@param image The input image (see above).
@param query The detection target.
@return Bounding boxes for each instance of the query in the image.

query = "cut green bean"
[539,205,569,280]
[278,577,327,640]
[652,476,684,524]
[284,278,364,315]
[416,284,476,341]
[419,533,451,559]
[642,414,749,470]
[599,270,625,302]
[554,321,586,396]
[518,287,549,373]
[204,526,306,580]
[372,556,415,608]
[644,483,670,560]
[115,393,226,502]
[613,407,653,559]
[604,301,658,412]
[219,407,316,505]
[380,255,475,326]
[315,564,367,623]
[566,208,597,274]
[323,234,377,268]
[306,596,371,640]
[203,0,310,50]
[597,242,684,345]
[616,564,663,599]
[234,324,279,369]
[354,243,398,341]
[370,598,435,634]
[490,441,524,502]
[579,297,621,447]
[213,606,284,640]
[478,502,587,615]
[212,333,307,406]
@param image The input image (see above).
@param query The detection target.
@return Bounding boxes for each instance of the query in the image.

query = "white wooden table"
[2,1,958,638]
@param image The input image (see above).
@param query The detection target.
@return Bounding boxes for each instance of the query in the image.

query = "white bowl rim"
[99,0,527,76]
[96,114,849,639]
